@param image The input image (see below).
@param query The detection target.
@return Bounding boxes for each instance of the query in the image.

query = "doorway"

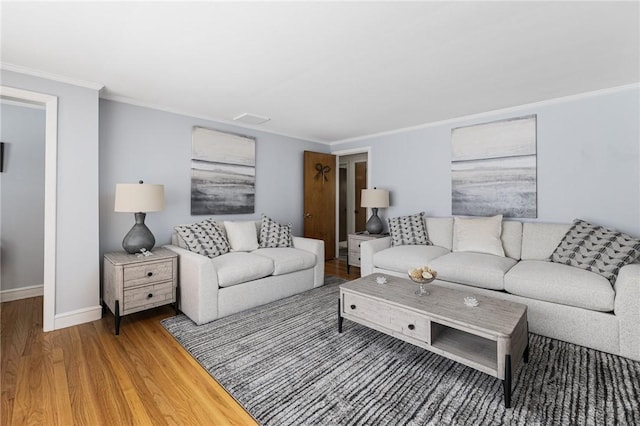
[335,150,370,258]
[0,86,58,331]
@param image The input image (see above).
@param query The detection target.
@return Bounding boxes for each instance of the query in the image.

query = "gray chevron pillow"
[550,219,640,285]
[174,219,230,258]
[259,215,293,248]
[387,212,431,246]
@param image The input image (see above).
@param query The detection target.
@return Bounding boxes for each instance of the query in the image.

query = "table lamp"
[361,188,389,234]
[115,180,165,254]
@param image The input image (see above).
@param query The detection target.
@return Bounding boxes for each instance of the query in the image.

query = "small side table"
[347,232,389,274]
[103,247,178,335]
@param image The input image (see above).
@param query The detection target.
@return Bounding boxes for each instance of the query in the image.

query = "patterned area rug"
[161,276,640,425]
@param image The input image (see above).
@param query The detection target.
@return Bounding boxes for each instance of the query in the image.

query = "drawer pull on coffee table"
[408,324,415,330]
[147,272,153,277]
[350,304,356,310]
[147,293,153,298]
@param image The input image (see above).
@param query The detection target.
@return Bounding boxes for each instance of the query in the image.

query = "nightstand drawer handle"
[148,293,153,298]
[350,304,356,310]
[147,272,153,277]
[408,324,415,330]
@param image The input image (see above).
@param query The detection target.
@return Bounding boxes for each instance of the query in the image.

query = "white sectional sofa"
[361,217,640,361]
[165,220,324,325]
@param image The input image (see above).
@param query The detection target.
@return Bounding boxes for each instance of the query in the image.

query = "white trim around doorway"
[0,86,58,332]
[331,147,372,259]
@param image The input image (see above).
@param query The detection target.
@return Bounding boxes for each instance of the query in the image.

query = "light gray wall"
[0,103,45,291]
[99,99,328,255]
[332,86,640,236]
[1,70,101,314]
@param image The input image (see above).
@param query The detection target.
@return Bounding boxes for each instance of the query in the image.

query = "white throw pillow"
[453,215,505,257]
[224,221,259,252]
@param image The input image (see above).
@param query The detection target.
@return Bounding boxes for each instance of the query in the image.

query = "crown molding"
[100,94,329,145]
[329,82,640,146]
[0,62,105,91]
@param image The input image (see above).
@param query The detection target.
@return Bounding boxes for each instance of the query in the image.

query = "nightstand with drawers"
[103,247,178,335]
[347,232,389,274]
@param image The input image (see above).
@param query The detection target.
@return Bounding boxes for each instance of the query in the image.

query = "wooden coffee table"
[338,274,528,408]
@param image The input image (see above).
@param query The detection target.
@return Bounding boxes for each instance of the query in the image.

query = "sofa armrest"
[292,237,325,287]
[360,237,392,277]
[163,245,220,325]
[614,263,640,360]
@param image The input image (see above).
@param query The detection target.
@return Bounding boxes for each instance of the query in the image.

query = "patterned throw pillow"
[550,219,640,285]
[174,219,230,258]
[387,212,431,246]
[259,215,293,248]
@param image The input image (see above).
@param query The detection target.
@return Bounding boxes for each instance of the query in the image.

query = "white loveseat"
[361,217,640,361]
[165,221,324,325]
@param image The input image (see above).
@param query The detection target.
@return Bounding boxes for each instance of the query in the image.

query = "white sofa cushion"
[501,221,523,260]
[224,221,259,252]
[521,223,571,260]
[212,252,274,288]
[373,245,449,274]
[252,248,316,276]
[453,215,505,257]
[425,217,454,250]
[504,260,615,312]
[429,252,517,290]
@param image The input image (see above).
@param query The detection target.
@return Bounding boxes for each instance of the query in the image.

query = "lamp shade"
[361,188,389,208]
[115,183,165,213]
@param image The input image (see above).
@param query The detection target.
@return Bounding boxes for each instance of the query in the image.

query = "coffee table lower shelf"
[338,276,529,408]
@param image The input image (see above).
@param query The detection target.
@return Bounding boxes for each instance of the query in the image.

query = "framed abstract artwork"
[191,127,256,215]
[451,115,537,218]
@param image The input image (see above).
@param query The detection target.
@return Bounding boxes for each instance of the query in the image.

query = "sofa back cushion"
[424,216,522,259]
[425,217,454,250]
[501,221,523,260]
[521,222,572,260]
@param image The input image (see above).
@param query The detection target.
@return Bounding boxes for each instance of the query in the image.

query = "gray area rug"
[161,276,640,425]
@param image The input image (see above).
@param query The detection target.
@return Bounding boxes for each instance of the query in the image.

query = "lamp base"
[122,212,156,254]
[365,208,384,234]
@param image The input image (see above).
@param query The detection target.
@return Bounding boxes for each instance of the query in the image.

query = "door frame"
[331,147,371,257]
[0,86,58,332]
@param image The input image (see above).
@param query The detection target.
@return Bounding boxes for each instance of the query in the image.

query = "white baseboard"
[0,284,44,302]
[54,305,102,330]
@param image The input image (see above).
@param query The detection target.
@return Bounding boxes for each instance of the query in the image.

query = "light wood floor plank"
[51,346,74,426]
[1,261,353,425]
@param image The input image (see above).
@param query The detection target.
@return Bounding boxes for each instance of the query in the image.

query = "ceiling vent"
[233,113,271,125]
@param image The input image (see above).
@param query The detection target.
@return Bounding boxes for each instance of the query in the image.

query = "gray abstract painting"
[451,115,537,218]
[191,127,255,215]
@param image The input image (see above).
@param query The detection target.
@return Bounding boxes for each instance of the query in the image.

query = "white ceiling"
[2,1,639,143]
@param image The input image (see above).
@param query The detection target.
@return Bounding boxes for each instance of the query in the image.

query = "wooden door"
[354,161,367,232]
[304,151,336,260]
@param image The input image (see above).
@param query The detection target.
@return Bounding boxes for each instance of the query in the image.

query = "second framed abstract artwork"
[451,115,537,218]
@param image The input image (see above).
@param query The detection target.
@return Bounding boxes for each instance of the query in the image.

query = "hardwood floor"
[1,260,357,425]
